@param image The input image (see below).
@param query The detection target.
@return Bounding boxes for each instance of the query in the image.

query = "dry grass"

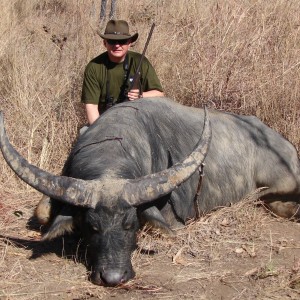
[130,195,300,299]
[0,0,299,183]
[0,0,300,299]
[1,190,300,299]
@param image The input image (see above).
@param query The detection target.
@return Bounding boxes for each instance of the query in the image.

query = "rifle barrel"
[130,23,155,90]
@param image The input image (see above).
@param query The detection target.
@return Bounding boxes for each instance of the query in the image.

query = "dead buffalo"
[0,97,299,287]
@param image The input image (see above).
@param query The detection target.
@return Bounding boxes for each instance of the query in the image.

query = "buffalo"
[0,97,300,286]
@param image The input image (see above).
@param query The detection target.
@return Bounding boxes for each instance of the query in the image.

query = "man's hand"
[127,89,142,101]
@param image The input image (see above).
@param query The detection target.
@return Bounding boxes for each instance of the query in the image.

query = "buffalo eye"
[123,220,134,230]
[86,211,102,233]
[122,210,137,231]
[87,220,101,233]
[91,225,100,232]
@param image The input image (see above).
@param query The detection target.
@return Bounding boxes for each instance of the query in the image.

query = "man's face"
[104,39,131,63]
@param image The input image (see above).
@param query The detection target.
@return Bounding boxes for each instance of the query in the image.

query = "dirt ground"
[1,191,300,300]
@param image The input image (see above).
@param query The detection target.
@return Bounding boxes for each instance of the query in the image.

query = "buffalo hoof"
[35,195,52,225]
[265,200,300,219]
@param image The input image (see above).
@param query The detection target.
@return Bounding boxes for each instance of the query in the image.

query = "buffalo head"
[0,108,211,286]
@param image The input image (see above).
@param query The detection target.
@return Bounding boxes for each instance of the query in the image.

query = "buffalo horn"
[122,107,212,206]
[0,112,96,208]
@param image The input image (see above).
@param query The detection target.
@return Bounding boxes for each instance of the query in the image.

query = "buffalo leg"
[264,200,300,219]
[35,195,63,225]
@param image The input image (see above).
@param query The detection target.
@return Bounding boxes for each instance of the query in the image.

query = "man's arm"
[142,89,164,98]
[85,103,100,125]
[127,88,164,101]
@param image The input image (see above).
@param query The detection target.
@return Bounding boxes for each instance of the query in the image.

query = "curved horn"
[0,112,96,208]
[122,107,212,206]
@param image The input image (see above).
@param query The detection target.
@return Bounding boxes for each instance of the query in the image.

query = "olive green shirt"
[81,51,163,110]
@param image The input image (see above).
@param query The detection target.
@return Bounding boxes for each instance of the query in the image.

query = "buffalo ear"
[139,206,176,237]
[42,215,74,240]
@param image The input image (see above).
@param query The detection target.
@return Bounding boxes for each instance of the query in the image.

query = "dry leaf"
[27,231,41,239]
[220,218,230,226]
[245,267,259,277]
[172,246,188,266]
[292,259,300,274]
[242,244,256,257]
[235,247,244,254]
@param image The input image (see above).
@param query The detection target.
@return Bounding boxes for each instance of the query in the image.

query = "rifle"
[118,56,133,102]
[118,23,155,102]
[129,23,155,94]
[105,79,114,109]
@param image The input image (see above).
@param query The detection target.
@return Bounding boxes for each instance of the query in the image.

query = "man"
[81,20,164,125]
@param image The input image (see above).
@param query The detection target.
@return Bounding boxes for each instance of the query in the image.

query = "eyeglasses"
[106,39,130,46]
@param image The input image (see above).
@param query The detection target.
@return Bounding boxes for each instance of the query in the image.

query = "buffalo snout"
[90,266,135,286]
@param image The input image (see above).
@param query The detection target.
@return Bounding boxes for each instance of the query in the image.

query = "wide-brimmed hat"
[99,20,138,42]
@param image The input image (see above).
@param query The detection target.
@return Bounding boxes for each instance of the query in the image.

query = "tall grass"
[0,0,299,193]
